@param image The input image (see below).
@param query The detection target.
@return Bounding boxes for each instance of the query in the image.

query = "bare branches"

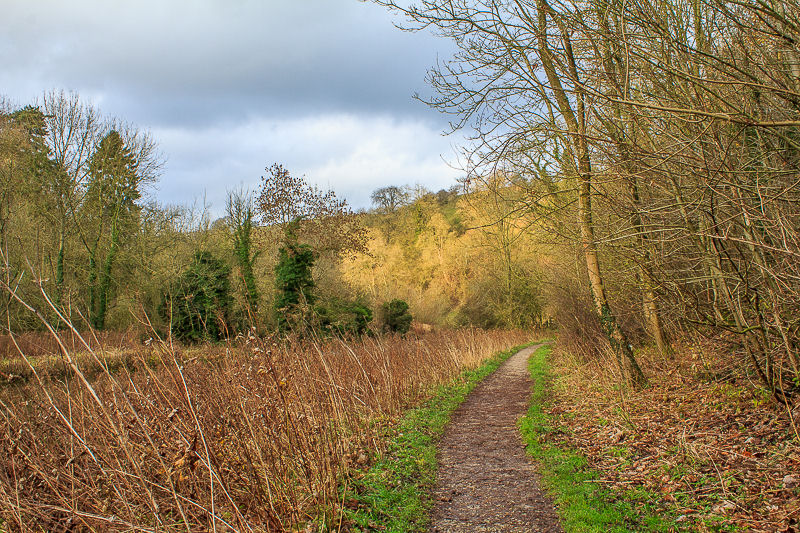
[256,163,368,256]
[373,0,800,392]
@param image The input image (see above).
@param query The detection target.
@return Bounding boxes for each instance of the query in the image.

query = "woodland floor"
[545,342,800,532]
[429,343,563,533]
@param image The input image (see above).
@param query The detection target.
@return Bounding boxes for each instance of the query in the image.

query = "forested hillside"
[1,95,548,340]
[373,0,800,399]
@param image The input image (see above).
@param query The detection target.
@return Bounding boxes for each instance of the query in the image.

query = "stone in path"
[429,344,564,533]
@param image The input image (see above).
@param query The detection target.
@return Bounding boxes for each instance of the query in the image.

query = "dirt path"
[429,344,563,533]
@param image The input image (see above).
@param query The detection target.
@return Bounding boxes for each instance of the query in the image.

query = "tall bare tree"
[40,90,102,302]
[375,0,647,386]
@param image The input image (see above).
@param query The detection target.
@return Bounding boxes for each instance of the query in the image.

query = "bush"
[315,298,373,337]
[161,251,232,343]
[455,273,542,329]
[382,299,413,334]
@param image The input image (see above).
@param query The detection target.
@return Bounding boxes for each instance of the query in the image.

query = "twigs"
[0,286,529,532]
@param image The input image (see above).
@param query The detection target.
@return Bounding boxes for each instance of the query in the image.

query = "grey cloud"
[1,0,451,127]
[152,114,464,215]
[1,0,464,214]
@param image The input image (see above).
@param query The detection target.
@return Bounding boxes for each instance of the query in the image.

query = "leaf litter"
[545,340,800,532]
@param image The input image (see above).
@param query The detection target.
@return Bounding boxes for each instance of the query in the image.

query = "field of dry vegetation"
[0,327,531,531]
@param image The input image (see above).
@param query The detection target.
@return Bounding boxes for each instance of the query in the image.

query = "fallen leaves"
[545,340,800,532]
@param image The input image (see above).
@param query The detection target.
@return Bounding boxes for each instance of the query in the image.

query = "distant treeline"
[0,95,545,346]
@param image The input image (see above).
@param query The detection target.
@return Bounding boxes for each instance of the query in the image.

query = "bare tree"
[256,163,367,256]
[374,0,647,386]
[371,185,409,212]
[40,90,102,301]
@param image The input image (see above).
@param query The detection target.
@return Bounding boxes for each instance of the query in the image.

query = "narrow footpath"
[429,343,563,533]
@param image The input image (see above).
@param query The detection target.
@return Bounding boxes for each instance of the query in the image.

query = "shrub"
[161,251,232,343]
[315,298,373,337]
[382,299,413,334]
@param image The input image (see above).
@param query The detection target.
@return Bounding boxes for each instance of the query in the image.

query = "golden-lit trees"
[459,173,544,328]
[375,0,800,393]
[343,187,548,328]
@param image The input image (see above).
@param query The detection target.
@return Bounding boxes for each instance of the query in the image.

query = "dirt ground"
[429,344,563,533]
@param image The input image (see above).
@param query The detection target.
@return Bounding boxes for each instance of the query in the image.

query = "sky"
[0,0,465,217]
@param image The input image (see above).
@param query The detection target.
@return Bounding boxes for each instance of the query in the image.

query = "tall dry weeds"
[0,320,529,531]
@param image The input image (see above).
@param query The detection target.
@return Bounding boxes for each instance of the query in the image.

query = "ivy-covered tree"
[274,223,315,331]
[226,189,259,320]
[161,251,232,343]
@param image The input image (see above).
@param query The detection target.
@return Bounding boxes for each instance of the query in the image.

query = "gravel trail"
[429,343,563,533]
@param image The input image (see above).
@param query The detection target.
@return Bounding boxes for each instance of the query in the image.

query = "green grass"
[519,344,681,532]
[343,341,540,532]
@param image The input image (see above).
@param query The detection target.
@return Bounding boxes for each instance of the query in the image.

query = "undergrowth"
[543,335,800,532]
[519,344,683,532]
[0,327,532,531]
[343,340,539,532]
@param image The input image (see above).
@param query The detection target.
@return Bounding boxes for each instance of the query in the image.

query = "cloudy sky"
[1,0,465,216]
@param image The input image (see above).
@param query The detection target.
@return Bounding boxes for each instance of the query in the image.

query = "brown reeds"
[0,322,530,531]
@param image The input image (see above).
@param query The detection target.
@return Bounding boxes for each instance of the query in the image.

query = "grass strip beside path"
[519,344,680,532]
[344,341,539,532]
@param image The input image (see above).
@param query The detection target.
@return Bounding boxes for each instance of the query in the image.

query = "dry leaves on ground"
[546,338,800,532]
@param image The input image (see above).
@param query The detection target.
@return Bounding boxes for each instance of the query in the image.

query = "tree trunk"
[643,285,669,356]
[593,0,670,358]
[94,221,120,330]
[630,178,670,357]
[578,170,647,387]
[234,227,259,320]
[534,0,646,387]
[55,227,65,310]
[88,247,98,325]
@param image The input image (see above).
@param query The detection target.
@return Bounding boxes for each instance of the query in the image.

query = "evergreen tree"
[315,298,373,337]
[83,130,140,329]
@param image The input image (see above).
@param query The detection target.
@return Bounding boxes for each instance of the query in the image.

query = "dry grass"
[0,326,530,532]
[0,329,142,360]
[547,333,800,532]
